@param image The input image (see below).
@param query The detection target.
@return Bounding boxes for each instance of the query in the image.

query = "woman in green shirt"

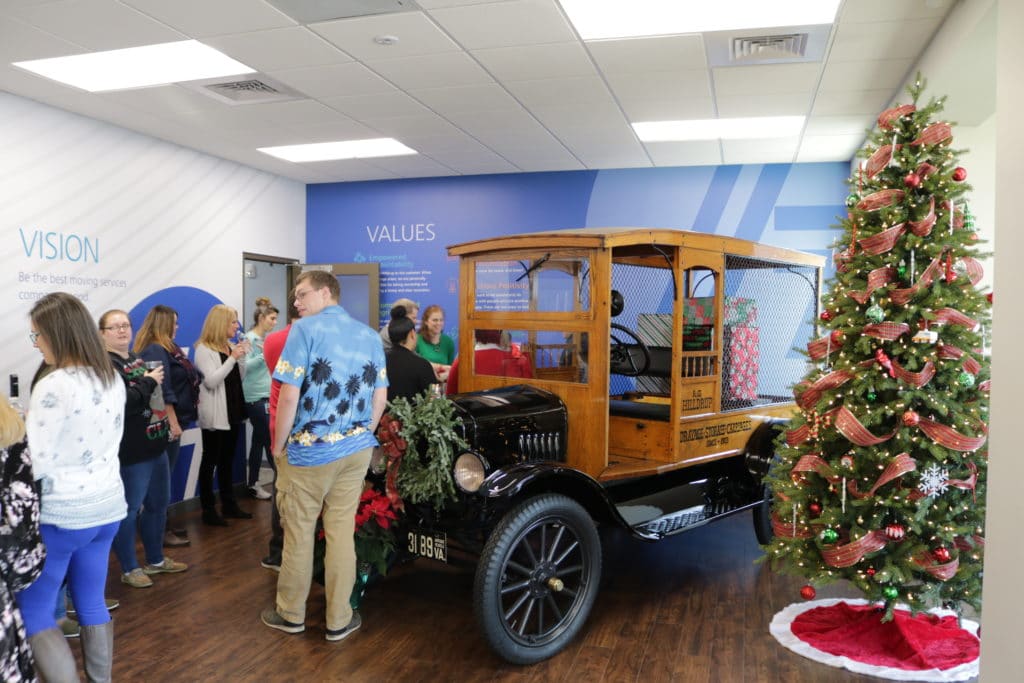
[416,305,455,382]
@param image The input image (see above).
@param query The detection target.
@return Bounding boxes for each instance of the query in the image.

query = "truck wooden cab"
[399,227,822,663]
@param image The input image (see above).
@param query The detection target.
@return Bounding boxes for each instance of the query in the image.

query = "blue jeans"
[244,398,273,487]
[111,453,170,573]
[16,521,119,635]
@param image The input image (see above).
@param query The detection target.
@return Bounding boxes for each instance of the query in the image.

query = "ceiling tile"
[819,58,915,93]
[471,42,596,81]
[796,134,865,162]
[644,140,723,167]
[367,154,458,177]
[721,137,799,165]
[0,16,81,61]
[804,115,874,137]
[257,99,356,126]
[812,89,894,116]
[619,96,715,123]
[303,158,400,181]
[323,91,431,121]
[452,108,548,137]
[11,0,183,50]
[366,51,492,90]
[586,35,707,73]
[504,75,613,109]
[605,69,711,102]
[840,0,954,23]
[269,62,395,99]
[311,11,460,61]
[429,0,574,50]
[416,0,515,7]
[122,0,294,38]
[529,100,629,131]
[715,92,813,118]
[713,63,821,96]
[97,84,227,116]
[369,112,463,138]
[204,27,353,72]
[409,83,520,114]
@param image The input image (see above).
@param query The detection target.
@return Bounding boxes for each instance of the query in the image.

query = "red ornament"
[884,524,906,541]
[952,166,967,182]
[866,567,877,577]
[840,454,855,469]
[800,585,817,600]
[902,410,920,427]
[903,172,921,188]
[874,349,894,377]
[987,292,993,304]
[830,329,844,345]
[932,547,952,563]
[808,502,822,518]
[820,310,833,322]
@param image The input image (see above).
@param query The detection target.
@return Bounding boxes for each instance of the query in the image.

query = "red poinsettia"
[355,487,398,532]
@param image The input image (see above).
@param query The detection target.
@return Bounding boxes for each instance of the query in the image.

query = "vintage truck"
[392,227,822,664]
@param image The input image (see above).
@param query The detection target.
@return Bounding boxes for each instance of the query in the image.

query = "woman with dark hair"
[135,304,201,547]
[380,298,418,351]
[242,297,278,500]
[194,304,251,526]
[385,307,438,402]
[0,395,45,681]
[99,309,187,591]
[17,292,126,683]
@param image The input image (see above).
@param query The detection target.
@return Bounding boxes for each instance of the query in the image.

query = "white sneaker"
[249,485,271,500]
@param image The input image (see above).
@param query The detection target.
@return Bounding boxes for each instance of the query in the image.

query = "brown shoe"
[163,530,190,547]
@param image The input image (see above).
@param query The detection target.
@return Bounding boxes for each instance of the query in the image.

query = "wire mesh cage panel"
[610,262,674,395]
[721,255,819,412]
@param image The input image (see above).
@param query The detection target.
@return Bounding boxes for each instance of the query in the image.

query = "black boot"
[202,509,228,526]
[80,621,113,683]
[28,626,79,683]
[222,502,253,519]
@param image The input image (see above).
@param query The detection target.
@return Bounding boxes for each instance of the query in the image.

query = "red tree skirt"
[770,599,980,681]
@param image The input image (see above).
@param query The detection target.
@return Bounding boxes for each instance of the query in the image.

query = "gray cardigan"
[194,343,246,431]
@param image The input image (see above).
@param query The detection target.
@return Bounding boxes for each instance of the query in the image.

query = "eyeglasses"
[29,331,40,344]
[294,288,316,301]
[102,323,131,332]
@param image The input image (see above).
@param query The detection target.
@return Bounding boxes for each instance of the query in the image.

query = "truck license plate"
[407,529,447,562]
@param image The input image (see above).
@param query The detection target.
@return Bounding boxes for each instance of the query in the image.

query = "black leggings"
[199,426,241,510]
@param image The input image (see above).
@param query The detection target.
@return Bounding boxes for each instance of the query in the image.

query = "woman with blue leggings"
[17,292,127,683]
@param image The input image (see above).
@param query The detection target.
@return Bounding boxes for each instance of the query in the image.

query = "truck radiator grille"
[517,432,561,462]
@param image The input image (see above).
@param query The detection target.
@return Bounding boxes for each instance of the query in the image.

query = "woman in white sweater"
[194,305,252,526]
[17,292,127,683]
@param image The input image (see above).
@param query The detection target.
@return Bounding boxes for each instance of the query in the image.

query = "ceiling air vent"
[731,33,808,62]
[184,74,305,106]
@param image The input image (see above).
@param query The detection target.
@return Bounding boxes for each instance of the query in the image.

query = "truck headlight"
[454,452,486,492]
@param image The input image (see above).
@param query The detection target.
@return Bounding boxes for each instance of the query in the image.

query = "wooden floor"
[85,501,971,682]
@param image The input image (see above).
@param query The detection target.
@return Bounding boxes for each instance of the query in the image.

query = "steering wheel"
[609,323,651,376]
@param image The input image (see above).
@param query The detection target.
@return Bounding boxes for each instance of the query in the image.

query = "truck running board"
[630,500,756,541]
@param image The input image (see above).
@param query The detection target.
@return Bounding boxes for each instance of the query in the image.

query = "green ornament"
[883,586,899,600]
[865,304,885,324]
[821,528,839,543]
[867,391,878,402]
[958,372,975,387]
[897,261,907,278]
[964,211,975,230]
[846,194,859,208]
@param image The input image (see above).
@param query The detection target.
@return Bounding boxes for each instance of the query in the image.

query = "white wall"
[1,91,305,385]
[979,0,1021,677]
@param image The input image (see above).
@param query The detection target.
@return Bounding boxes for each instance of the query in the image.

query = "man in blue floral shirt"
[261,270,387,642]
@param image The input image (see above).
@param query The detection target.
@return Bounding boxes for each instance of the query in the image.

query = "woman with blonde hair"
[135,304,201,546]
[242,297,278,500]
[17,292,126,683]
[99,309,186,590]
[1,395,45,681]
[194,304,251,526]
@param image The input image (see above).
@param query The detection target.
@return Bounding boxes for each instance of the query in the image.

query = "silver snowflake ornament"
[917,464,950,498]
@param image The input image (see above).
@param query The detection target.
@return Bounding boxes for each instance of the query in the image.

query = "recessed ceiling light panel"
[633,116,805,142]
[258,138,418,163]
[13,40,256,92]
[559,0,841,40]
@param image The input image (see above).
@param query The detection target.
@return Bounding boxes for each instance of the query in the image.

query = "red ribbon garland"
[877,104,916,130]
[786,423,811,446]
[849,266,896,304]
[916,416,987,452]
[822,530,889,568]
[771,513,814,539]
[791,453,840,482]
[864,144,900,178]
[857,189,905,211]
[910,122,953,146]
[938,345,981,376]
[847,453,917,499]
[932,307,978,329]
[832,406,897,447]
[891,255,943,305]
[862,322,910,341]
[807,334,836,361]
[796,370,855,410]
[913,552,959,580]
[892,359,936,388]
[908,196,937,234]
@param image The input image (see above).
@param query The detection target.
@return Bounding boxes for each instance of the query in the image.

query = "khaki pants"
[275,447,372,630]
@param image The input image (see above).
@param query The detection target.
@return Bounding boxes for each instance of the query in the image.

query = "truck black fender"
[742,417,788,545]
[479,462,632,530]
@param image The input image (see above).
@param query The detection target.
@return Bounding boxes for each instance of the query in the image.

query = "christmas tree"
[764,77,990,619]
